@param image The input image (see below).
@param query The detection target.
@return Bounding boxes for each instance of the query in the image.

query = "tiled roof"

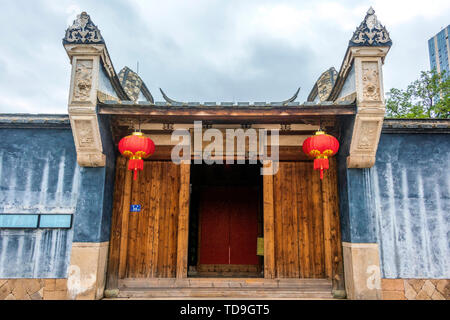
[100,100,352,108]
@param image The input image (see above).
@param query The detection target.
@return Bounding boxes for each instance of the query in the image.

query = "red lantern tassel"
[128,158,144,180]
[314,158,329,180]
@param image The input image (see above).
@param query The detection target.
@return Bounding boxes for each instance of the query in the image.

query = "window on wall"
[0,214,72,229]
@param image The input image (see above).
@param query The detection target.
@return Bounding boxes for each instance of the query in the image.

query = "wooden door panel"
[229,188,259,265]
[199,186,259,267]
[199,188,230,265]
[122,161,181,278]
[272,159,342,279]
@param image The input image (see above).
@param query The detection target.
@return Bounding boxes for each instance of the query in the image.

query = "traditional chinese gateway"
[0,8,448,300]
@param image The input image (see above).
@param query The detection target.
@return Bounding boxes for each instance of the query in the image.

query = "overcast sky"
[0,0,449,113]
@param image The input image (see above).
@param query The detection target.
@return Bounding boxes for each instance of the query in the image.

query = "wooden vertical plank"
[144,161,158,278]
[177,163,191,278]
[157,162,168,277]
[165,162,177,277]
[263,160,275,279]
[118,161,132,279]
[283,162,295,277]
[290,162,300,278]
[282,163,290,278]
[136,162,149,277]
[125,167,141,278]
[106,156,127,289]
[321,162,333,279]
[150,162,162,277]
[273,163,283,278]
[297,162,309,278]
[311,165,325,278]
[167,164,178,277]
[329,158,345,292]
[161,162,171,277]
[305,162,316,277]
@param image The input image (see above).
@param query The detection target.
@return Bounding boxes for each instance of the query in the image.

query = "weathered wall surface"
[338,121,450,299]
[373,133,449,279]
[338,117,378,244]
[72,115,116,243]
[0,116,117,284]
[0,126,78,278]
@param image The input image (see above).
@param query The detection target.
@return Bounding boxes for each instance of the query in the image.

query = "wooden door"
[268,159,342,279]
[198,186,259,273]
[107,158,183,283]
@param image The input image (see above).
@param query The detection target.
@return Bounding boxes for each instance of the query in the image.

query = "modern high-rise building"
[428,25,450,73]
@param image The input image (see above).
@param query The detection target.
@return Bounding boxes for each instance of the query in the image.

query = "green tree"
[386,69,450,119]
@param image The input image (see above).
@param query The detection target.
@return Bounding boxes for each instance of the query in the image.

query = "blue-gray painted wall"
[337,117,378,243]
[0,115,116,278]
[338,122,450,278]
[72,115,116,243]
[373,133,449,278]
[1,115,448,280]
[0,127,77,278]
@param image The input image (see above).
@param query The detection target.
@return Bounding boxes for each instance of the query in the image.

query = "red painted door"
[199,186,259,266]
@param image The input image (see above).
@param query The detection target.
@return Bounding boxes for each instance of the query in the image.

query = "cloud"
[0,0,449,113]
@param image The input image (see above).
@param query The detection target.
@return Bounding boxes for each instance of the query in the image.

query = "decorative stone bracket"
[346,46,389,168]
[64,13,117,167]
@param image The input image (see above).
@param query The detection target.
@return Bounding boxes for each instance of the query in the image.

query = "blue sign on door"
[130,205,141,212]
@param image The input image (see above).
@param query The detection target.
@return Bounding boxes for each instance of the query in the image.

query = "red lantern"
[118,132,155,180]
[302,131,339,180]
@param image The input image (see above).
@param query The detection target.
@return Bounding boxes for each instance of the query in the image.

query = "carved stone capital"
[347,114,384,168]
[77,152,106,167]
[347,154,376,168]
[69,114,105,167]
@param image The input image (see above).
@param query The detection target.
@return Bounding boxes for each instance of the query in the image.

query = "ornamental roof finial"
[349,7,392,47]
[63,12,105,45]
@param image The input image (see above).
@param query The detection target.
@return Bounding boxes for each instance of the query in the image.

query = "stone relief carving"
[349,7,392,47]
[361,62,381,102]
[317,67,338,102]
[357,121,379,150]
[74,120,95,147]
[63,12,104,44]
[73,60,93,102]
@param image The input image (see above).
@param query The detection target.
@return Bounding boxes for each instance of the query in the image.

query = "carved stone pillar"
[337,8,392,300]
[347,47,389,168]
[63,12,119,300]
[64,12,107,167]
[346,8,391,169]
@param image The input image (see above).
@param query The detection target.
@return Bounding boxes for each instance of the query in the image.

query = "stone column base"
[342,242,382,300]
[67,242,109,300]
